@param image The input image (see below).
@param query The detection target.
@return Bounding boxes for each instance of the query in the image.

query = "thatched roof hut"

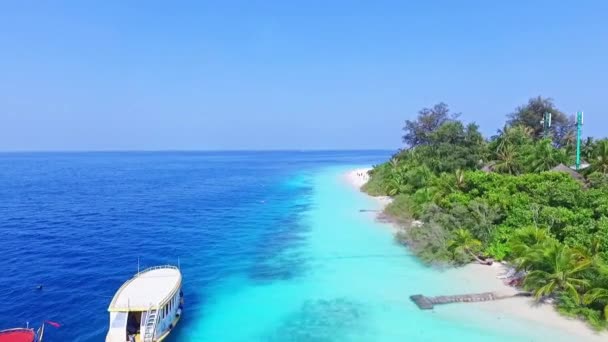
[550,164,585,183]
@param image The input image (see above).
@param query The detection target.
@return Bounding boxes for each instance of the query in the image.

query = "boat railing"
[135,265,179,277]
[0,328,34,334]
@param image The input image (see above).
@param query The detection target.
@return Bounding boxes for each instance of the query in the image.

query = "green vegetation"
[365,96,608,328]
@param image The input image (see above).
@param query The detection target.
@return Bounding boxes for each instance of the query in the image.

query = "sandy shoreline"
[345,167,608,341]
[345,168,393,208]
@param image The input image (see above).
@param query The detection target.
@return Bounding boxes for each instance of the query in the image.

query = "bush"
[383,194,414,224]
[399,222,454,265]
[557,293,607,331]
[587,172,608,190]
[362,166,390,196]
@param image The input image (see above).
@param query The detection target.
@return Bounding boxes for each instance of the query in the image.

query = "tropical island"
[363,96,608,330]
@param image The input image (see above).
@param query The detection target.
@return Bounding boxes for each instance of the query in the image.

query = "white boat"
[106,265,183,342]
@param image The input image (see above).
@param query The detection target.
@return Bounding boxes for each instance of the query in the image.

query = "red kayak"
[0,328,36,342]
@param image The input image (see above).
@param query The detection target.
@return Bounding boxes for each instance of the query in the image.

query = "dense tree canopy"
[409,121,487,173]
[365,97,608,329]
[402,102,458,148]
[507,96,575,146]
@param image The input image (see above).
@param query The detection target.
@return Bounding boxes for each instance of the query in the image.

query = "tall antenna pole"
[576,111,583,170]
[541,112,552,138]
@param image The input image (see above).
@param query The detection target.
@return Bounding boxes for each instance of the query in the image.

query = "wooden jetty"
[410,291,527,310]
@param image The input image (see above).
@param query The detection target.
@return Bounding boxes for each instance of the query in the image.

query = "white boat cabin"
[106,266,183,342]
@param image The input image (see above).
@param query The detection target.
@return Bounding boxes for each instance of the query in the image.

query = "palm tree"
[447,229,485,263]
[583,288,608,320]
[521,242,591,303]
[573,238,608,275]
[389,157,399,171]
[589,140,608,174]
[526,138,568,172]
[385,173,406,196]
[509,226,551,260]
[494,144,520,175]
[580,239,608,320]
[493,125,510,153]
[430,173,456,200]
[582,137,595,161]
[496,125,534,148]
[520,125,535,140]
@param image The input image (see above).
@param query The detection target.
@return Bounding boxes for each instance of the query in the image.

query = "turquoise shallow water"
[181,166,581,342]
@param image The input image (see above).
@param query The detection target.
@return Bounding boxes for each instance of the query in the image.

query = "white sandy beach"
[444,263,608,341]
[346,168,393,208]
[345,168,608,341]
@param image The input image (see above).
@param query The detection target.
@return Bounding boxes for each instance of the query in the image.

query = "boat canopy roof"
[108,265,181,312]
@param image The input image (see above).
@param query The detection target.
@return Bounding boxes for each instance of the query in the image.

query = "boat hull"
[156,311,181,342]
[0,328,36,342]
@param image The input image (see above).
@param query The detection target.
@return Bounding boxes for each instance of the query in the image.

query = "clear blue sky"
[1,1,607,151]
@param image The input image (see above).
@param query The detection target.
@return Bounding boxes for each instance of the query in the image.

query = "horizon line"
[0,148,398,154]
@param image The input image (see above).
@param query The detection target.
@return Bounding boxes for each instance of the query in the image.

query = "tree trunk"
[467,249,490,265]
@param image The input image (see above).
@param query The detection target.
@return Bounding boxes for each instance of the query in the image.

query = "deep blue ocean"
[0,151,389,341]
